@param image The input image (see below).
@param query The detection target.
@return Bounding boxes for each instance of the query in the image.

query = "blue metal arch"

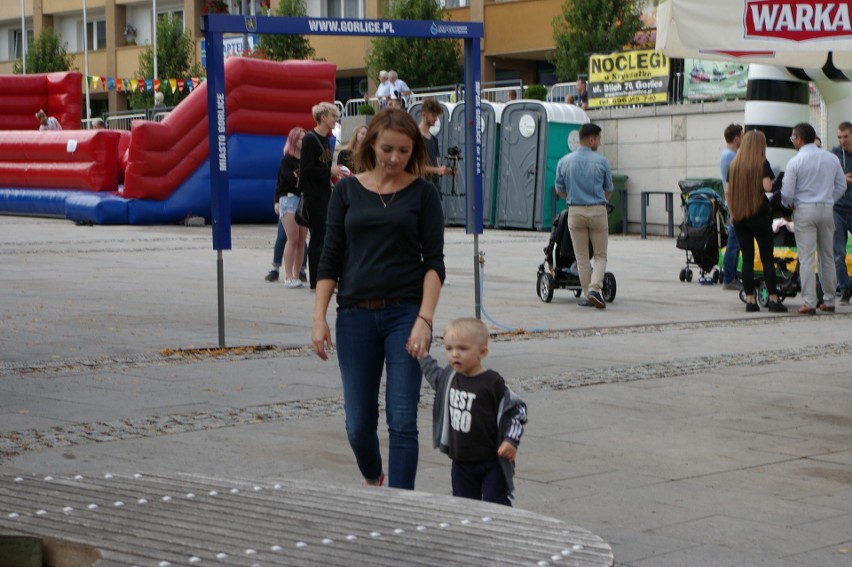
[203,14,485,250]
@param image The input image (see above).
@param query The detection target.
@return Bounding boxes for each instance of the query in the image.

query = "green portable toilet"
[445,101,503,227]
[494,101,589,229]
[409,100,457,222]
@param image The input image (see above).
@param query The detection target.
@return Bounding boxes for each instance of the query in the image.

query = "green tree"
[256,0,315,60]
[551,0,644,81]
[364,0,461,90]
[128,15,202,110]
[13,27,75,74]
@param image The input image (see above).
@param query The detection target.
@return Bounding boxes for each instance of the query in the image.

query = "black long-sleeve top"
[273,154,300,202]
[317,176,446,308]
[299,130,333,205]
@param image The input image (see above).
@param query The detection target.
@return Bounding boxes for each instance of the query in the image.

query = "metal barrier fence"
[103,107,175,130]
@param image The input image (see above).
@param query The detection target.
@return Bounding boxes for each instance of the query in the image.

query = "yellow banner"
[588,49,670,108]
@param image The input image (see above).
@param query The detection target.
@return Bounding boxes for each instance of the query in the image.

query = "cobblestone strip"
[1,315,837,378]
[1,340,848,459]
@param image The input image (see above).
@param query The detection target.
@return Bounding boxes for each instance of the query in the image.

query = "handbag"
[294,196,309,227]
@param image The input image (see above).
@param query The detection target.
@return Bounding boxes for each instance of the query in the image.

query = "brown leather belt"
[354,298,407,310]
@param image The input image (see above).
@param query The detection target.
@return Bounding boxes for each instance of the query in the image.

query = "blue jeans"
[451,458,511,506]
[272,220,286,268]
[335,303,422,489]
[722,223,740,283]
[833,210,852,293]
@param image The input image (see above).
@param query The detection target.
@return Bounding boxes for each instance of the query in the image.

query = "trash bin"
[609,173,628,234]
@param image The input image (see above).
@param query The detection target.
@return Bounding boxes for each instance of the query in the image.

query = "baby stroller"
[736,209,824,307]
[675,181,728,283]
[536,207,617,303]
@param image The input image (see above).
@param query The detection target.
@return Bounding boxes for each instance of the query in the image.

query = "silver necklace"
[378,191,396,208]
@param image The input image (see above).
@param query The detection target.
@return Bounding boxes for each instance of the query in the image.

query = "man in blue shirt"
[720,123,743,290]
[781,123,847,314]
[555,123,613,309]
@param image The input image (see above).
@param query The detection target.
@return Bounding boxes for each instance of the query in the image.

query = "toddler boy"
[419,317,528,505]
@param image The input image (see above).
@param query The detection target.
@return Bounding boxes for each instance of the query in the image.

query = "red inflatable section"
[123,58,336,200]
[0,72,82,131]
[0,130,121,190]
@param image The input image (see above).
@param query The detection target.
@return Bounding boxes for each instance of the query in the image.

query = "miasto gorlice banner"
[588,49,670,108]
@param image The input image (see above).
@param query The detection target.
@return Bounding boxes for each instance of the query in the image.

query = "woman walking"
[312,109,445,489]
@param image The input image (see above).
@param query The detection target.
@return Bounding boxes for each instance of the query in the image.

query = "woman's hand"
[312,318,333,360]
[406,316,432,359]
[274,202,280,216]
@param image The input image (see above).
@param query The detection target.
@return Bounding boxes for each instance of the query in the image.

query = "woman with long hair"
[312,108,445,489]
[727,130,788,312]
[337,125,368,173]
[278,126,308,288]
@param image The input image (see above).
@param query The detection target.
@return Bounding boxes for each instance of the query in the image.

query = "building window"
[439,0,469,7]
[84,20,107,50]
[12,29,33,59]
[326,0,362,19]
[158,9,185,27]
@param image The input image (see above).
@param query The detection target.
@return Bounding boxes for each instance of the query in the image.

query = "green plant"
[256,0,315,61]
[128,15,201,110]
[13,27,74,74]
[364,0,462,90]
[551,0,644,81]
[359,104,376,116]
[524,84,548,101]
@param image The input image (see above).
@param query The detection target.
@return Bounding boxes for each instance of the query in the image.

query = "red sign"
[744,0,852,41]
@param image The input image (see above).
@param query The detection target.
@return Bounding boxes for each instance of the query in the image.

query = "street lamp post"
[153,0,158,90]
[82,0,91,125]
[20,0,26,74]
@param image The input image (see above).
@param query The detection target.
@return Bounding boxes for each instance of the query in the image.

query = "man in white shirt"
[781,122,847,314]
[374,70,392,109]
[388,70,412,109]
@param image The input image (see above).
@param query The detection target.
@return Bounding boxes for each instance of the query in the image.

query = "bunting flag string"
[84,75,206,94]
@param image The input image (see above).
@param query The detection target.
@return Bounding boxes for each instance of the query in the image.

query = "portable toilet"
[494,101,589,230]
[409,100,457,220]
[445,101,504,227]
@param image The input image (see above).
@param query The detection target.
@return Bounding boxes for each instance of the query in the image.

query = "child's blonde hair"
[444,317,489,346]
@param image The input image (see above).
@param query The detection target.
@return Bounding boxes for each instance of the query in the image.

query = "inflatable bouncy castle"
[0,71,82,131]
[0,59,336,224]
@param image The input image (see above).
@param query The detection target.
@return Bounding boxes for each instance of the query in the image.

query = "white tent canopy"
[656,0,852,71]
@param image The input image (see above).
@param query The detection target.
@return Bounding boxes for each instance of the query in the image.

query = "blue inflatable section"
[0,133,288,225]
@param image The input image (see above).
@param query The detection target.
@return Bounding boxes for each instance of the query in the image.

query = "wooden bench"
[0,473,614,566]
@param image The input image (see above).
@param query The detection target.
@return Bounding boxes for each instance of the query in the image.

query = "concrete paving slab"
[3,216,852,566]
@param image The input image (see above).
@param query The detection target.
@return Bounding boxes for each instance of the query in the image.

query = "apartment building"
[0,0,560,116]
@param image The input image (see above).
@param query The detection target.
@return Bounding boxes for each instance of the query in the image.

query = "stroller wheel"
[712,269,721,284]
[686,269,694,282]
[679,268,687,282]
[573,289,582,298]
[757,282,770,307]
[738,288,748,304]
[602,272,617,302]
[537,272,555,303]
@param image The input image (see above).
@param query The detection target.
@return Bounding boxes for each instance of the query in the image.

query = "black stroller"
[536,208,617,303]
[675,181,728,283]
